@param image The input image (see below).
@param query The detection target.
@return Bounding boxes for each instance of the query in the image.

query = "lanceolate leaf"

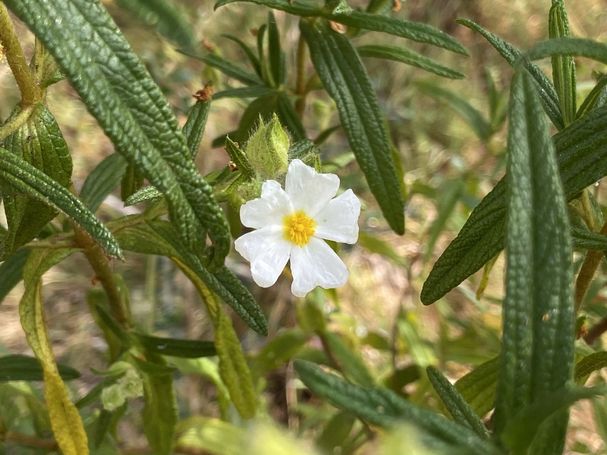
[574,352,607,383]
[301,20,404,234]
[454,357,499,418]
[458,18,563,130]
[357,44,465,79]
[5,0,230,266]
[0,248,29,303]
[135,334,216,358]
[183,51,263,86]
[527,37,607,66]
[0,148,122,259]
[79,154,128,212]
[422,99,607,305]
[576,75,607,119]
[115,0,197,50]
[294,360,499,455]
[20,248,88,455]
[549,0,576,125]
[572,226,607,251]
[183,90,213,159]
[0,354,80,381]
[215,0,467,55]
[426,366,488,439]
[1,104,72,253]
[493,69,573,454]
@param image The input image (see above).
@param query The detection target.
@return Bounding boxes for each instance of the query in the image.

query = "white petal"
[234,227,291,288]
[240,180,292,229]
[314,190,361,244]
[290,237,348,297]
[285,159,339,216]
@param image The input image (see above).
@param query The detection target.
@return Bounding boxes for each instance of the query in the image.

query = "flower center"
[283,210,316,246]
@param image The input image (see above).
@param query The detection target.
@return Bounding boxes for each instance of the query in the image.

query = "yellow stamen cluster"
[283,210,316,246]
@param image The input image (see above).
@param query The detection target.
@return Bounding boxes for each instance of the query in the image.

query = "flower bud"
[245,114,289,179]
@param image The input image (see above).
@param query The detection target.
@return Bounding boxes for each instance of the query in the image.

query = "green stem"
[575,220,607,312]
[0,104,34,142]
[294,32,307,117]
[0,3,41,104]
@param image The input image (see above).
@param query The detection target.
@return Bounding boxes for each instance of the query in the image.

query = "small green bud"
[245,114,289,179]
[101,368,143,411]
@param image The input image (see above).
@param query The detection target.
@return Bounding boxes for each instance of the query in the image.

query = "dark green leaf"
[301,20,404,234]
[115,0,196,50]
[135,333,216,358]
[221,34,262,77]
[5,0,230,265]
[0,354,80,381]
[426,366,488,439]
[267,12,285,86]
[527,37,607,66]
[120,164,145,200]
[182,50,263,86]
[458,18,563,130]
[575,352,607,383]
[1,104,72,253]
[0,147,122,258]
[294,360,500,455]
[79,154,128,212]
[183,90,213,159]
[493,69,573,455]
[577,75,607,119]
[0,248,29,303]
[454,357,499,419]
[357,44,464,79]
[225,137,255,179]
[215,0,467,54]
[549,1,576,125]
[572,226,607,251]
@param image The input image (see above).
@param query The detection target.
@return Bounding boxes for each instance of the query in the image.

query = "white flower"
[234,159,361,297]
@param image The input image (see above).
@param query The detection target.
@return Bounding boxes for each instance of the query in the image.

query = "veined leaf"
[301,20,404,234]
[576,74,607,119]
[423,95,607,305]
[79,154,128,212]
[183,88,213,159]
[5,0,230,266]
[493,69,573,455]
[115,0,196,50]
[215,0,467,55]
[426,366,488,439]
[267,12,285,87]
[183,50,263,86]
[0,248,29,303]
[1,104,72,253]
[549,0,576,125]
[294,360,500,455]
[20,248,88,455]
[572,226,607,251]
[0,147,122,259]
[458,18,564,130]
[574,352,607,383]
[357,44,464,79]
[135,333,217,358]
[454,357,499,418]
[527,37,607,66]
[0,354,80,381]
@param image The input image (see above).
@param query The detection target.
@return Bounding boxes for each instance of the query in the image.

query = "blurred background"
[2,0,607,453]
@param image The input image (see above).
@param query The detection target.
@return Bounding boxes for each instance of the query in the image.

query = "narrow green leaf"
[115,0,196,50]
[0,354,80,381]
[426,366,488,439]
[357,44,464,79]
[0,248,29,303]
[301,20,404,234]
[454,357,499,418]
[124,186,162,206]
[572,226,607,251]
[574,352,607,383]
[1,104,72,252]
[215,0,467,55]
[501,385,607,453]
[316,411,356,453]
[225,138,255,179]
[140,359,177,455]
[549,1,576,125]
[493,69,573,455]
[422,102,607,305]
[527,37,607,66]
[221,34,262,77]
[322,332,375,387]
[120,164,145,201]
[213,85,275,100]
[183,91,213,159]
[182,51,263,86]
[267,12,285,87]
[577,75,607,119]
[114,220,268,335]
[135,333,216,358]
[417,80,492,140]
[457,18,564,130]
[252,328,310,374]
[79,154,128,212]
[294,360,500,455]
[6,0,230,265]
[0,147,122,259]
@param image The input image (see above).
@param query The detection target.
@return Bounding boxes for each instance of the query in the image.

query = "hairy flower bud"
[245,114,289,179]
